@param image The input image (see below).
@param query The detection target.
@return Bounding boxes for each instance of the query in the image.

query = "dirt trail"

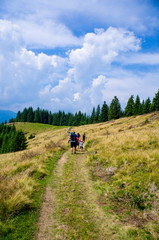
[36,153,68,240]
[36,151,117,240]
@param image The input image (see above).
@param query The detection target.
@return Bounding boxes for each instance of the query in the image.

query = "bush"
[28,134,35,140]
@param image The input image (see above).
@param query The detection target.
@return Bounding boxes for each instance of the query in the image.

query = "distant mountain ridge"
[0,110,17,123]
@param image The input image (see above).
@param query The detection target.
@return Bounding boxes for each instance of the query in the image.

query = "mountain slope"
[0,113,159,239]
[0,110,17,123]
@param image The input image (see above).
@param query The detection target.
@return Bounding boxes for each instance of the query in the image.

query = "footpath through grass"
[0,150,65,240]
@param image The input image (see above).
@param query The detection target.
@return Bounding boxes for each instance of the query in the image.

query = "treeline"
[0,123,27,154]
[10,89,159,126]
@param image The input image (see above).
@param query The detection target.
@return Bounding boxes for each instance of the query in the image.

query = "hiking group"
[69,132,85,154]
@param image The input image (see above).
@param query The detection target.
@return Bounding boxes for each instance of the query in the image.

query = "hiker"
[70,132,77,154]
[76,133,80,150]
[83,133,85,143]
[80,139,84,152]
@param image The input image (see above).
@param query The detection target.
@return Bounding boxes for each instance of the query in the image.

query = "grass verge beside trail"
[0,150,65,240]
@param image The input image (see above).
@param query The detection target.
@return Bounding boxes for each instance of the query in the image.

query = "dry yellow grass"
[0,125,69,220]
[65,112,159,238]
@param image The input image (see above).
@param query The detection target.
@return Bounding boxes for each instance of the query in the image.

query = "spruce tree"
[34,107,40,123]
[68,113,74,126]
[100,101,109,122]
[89,107,96,124]
[21,108,28,122]
[94,104,100,123]
[73,112,78,126]
[109,96,121,120]
[133,95,142,115]
[60,111,66,126]
[16,111,22,122]
[48,111,53,125]
[151,89,159,111]
[80,113,87,125]
[143,97,151,113]
[52,113,58,126]
[124,95,134,116]
[27,107,34,122]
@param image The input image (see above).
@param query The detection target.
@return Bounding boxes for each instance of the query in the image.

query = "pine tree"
[73,112,78,126]
[13,130,27,151]
[80,113,87,125]
[48,111,53,125]
[67,113,72,126]
[100,101,109,122]
[124,95,134,116]
[60,111,66,126]
[16,111,21,122]
[89,107,96,124]
[109,96,121,120]
[52,113,58,126]
[34,107,40,123]
[27,107,34,122]
[151,89,159,111]
[143,97,151,113]
[21,108,28,122]
[94,104,100,123]
[133,95,142,115]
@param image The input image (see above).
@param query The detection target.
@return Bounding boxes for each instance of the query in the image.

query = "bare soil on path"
[36,153,68,240]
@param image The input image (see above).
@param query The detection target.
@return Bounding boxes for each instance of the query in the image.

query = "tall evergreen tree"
[16,111,22,122]
[143,97,151,113]
[80,113,87,125]
[27,107,34,122]
[60,111,66,126]
[133,95,142,115]
[34,107,40,123]
[21,108,28,122]
[100,101,109,122]
[124,95,134,116]
[151,89,159,111]
[73,112,78,126]
[52,113,58,125]
[89,107,96,124]
[94,104,100,123]
[0,123,27,153]
[48,111,53,125]
[109,96,121,120]
[68,113,74,126]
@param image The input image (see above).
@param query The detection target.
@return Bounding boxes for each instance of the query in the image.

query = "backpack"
[70,132,76,142]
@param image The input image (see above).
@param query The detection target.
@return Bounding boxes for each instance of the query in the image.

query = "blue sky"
[0,0,159,114]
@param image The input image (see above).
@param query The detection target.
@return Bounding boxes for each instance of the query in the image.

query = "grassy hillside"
[0,113,159,239]
[74,112,159,239]
[0,123,69,239]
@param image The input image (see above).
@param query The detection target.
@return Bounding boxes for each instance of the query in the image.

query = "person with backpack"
[83,133,85,143]
[76,133,80,150]
[80,139,84,152]
[70,132,77,154]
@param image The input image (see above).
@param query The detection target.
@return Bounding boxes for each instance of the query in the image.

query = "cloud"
[68,27,140,93]
[120,53,159,65]
[90,75,108,106]
[0,20,69,110]
[2,0,159,35]
[73,92,80,102]
[14,19,82,49]
[0,20,158,113]
[41,27,141,112]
